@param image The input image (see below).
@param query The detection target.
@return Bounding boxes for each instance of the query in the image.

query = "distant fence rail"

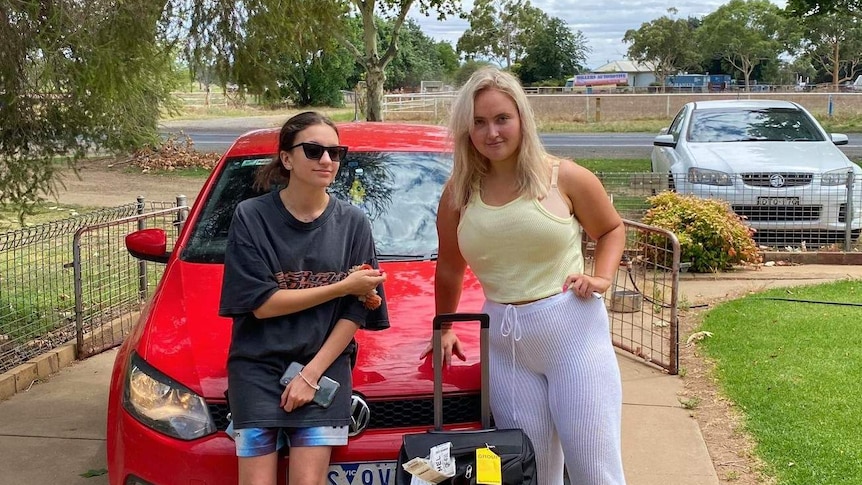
[384,91,862,123]
[0,198,186,373]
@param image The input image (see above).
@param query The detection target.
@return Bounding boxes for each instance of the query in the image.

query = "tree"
[623,9,700,89]
[183,0,460,121]
[456,0,544,68]
[518,17,590,85]
[697,0,795,89]
[799,11,862,89]
[0,1,178,211]
[787,0,862,18]
[380,18,456,90]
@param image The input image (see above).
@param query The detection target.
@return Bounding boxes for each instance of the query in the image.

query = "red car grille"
[207,394,483,431]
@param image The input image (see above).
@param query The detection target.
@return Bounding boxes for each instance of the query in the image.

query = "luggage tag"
[475,446,502,485]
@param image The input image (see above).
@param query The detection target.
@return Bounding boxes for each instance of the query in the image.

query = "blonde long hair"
[446,67,551,209]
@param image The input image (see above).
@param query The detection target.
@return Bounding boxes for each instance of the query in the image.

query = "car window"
[182,152,453,263]
[687,108,826,143]
[667,106,688,141]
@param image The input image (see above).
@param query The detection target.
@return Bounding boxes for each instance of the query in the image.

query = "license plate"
[757,197,800,206]
[327,462,397,485]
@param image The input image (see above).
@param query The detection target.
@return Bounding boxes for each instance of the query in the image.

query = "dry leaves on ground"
[125,132,221,172]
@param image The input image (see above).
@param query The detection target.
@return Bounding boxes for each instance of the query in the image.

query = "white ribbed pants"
[483,291,626,485]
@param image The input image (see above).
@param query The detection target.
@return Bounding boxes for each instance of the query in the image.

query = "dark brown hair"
[253,111,340,192]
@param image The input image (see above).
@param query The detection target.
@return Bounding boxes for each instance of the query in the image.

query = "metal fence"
[595,171,861,251]
[586,221,682,374]
[72,200,188,358]
[0,198,185,373]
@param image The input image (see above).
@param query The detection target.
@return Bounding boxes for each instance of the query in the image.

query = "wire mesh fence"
[596,171,861,251]
[585,220,682,374]
[72,201,188,358]
[0,198,186,373]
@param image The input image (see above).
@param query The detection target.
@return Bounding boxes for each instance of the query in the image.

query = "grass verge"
[698,280,862,485]
[0,202,99,231]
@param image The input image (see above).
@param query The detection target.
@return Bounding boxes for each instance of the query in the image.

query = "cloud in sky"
[409,0,787,70]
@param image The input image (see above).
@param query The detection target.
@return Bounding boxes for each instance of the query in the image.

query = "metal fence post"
[72,230,85,355]
[845,171,855,251]
[175,194,188,234]
[137,196,147,302]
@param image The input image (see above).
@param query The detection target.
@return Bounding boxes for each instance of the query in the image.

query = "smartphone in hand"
[279,362,341,408]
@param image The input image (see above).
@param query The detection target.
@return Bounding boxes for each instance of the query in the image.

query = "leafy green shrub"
[642,192,761,272]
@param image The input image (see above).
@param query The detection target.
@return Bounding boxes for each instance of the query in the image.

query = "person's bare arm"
[254,268,386,319]
[559,161,626,297]
[422,184,467,364]
[280,318,361,411]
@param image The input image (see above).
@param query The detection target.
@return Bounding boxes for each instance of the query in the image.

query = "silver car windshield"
[687,108,826,143]
[182,152,452,264]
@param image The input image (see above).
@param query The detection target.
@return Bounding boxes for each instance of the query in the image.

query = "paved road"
[160,119,862,159]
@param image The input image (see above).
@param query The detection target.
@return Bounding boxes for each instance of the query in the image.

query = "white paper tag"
[401,442,456,484]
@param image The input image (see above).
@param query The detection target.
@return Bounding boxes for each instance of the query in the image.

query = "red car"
[107,122,485,485]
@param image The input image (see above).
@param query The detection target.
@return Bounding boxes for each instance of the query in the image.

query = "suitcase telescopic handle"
[432,313,491,430]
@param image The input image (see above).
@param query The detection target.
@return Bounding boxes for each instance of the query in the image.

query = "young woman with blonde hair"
[427,67,628,485]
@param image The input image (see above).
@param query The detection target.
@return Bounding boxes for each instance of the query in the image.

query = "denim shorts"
[226,421,348,457]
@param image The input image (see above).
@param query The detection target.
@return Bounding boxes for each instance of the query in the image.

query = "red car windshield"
[181,151,453,263]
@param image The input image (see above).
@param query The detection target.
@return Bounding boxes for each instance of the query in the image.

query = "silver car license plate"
[757,197,800,206]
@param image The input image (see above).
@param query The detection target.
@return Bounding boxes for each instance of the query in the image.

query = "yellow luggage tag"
[475,446,502,485]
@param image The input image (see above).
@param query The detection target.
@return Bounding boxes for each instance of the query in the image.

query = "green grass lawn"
[698,280,862,485]
[0,202,98,231]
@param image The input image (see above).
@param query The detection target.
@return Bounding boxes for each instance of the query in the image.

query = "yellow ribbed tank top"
[457,186,584,304]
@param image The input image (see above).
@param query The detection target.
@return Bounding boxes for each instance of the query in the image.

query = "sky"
[408,0,787,71]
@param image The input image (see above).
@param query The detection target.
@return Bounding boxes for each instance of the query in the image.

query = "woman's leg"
[489,293,626,485]
[239,453,280,485]
[287,425,348,485]
[234,427,283,485]
[287,446,333,485]
[544,295,626,485]
[485,302,565,485]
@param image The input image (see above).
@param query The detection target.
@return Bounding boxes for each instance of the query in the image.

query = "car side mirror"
[653,134,677,148]
[125,228,170,264]
[831,133,849,146]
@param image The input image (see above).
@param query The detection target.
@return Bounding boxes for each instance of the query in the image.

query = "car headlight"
[122,353,216,440]
[687,167,732,186]
[822,168,853,186]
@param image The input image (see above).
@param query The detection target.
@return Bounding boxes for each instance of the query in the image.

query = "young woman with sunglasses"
[219,111,389,485]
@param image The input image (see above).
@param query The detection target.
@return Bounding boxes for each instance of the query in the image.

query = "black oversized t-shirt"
[219,190,389,429]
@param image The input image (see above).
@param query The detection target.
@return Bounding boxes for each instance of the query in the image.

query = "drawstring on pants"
[500,304,522,424]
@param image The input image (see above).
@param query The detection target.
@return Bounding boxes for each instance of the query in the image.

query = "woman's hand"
[279,374,316,412]
[563,273,612,298]
[340,267,386,297]
[419,329,466,366]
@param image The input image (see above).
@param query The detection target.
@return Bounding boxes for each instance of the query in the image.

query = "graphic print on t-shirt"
[275,270,347,289]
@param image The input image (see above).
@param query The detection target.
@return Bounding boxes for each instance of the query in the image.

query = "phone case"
[279,362,341,408]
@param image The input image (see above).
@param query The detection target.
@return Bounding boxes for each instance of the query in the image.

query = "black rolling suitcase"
[394,313,537,485]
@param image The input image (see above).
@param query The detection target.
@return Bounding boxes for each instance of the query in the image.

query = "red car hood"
[135,259,486,399]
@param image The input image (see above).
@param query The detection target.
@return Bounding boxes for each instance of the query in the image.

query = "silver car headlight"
[821,168,853,186]
[688,167,732,186]
[122,353,216,440]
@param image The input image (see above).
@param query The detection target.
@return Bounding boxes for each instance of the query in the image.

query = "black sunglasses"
[289,142,348,162]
